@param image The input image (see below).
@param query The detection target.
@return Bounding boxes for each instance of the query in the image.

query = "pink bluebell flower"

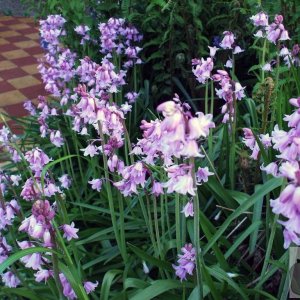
[62,222,79,241]
[182,201,194,217]
[84,281,98,294]
[1,271,20,288]
[220,31,235,49]
[250,12,269,27]
[88,179,102,192]
[173,243,196,281]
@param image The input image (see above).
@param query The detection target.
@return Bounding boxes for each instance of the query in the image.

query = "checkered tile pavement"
[0,16,45,133]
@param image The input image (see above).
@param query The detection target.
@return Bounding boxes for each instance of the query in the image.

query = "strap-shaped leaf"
[0,247,58,274]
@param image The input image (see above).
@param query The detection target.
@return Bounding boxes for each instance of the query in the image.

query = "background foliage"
[1,0,300,299]
[21,0,300,104]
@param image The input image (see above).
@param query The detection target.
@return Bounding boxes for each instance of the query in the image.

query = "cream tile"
[25,33,39,40]
[0,38,9,45]
[14,40,39,49]
[9,24,30,30]
[8,75,40,89]
[0,31,20,38]
[21,64,39,75]
[2,49,29,60]
[0,60,17,71]
[0,90,27,106]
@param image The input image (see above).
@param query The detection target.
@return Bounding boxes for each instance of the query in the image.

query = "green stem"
[153,195,162,257]
[133,65,138,128]
[190,157,203,300]
[175,193,181,252]
[229,93,237,189]
[261,38,267,82]
[270,45,281,129]
[145,190,160,257]
[204,81,209,114]
[51,233,64,300]
[97,121,126,262]
[208,80,214,157]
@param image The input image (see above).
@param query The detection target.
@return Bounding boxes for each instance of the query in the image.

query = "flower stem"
[97,121,127,262]
[208,80,214,157]
[205,81,209,114]
[190,157,203,300]
[51,232,64,300]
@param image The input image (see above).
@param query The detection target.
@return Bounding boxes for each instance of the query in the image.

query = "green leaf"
[2,288,41,300]
[41,154,77,188]
[225,221,261,259]
[130,280,186,300]
[207,266,248,299]
[100,270,123,300]
[188,286,210,300]
[206,176,238,208]
[245,98,259,128]
[203,177,283,254]
[128,243,173,271]
[124,278,150,290]
[249,185,264,254]
[0,247,58,274]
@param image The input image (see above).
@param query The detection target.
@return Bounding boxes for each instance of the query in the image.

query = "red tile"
[24,46,43,55]
[1,19,20,25]
[0,44,19,52]
[33,73,42,81]
[3,103,28,118]
[18,27,38,35]
[0,81,15,93]
[5,120,23,135]
[11,56,37,66]
[19,84,45,99]
[5,36,29,43]
[0,67,27,80]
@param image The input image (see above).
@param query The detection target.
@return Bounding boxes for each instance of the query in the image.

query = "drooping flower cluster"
[163,164,195,196]
[212,70,246,123]
[74,25,91,45]
[0,126,101,295]
[279,44,300,68]
[19,200,55,246]
[192,57,214,84]
[114,162,147,196]
[0,126,21,163]
[242,128,272,160]
[76,58,126,96]
[192,31,245,124]
[0,221,20,287]
[244,97,300,248]
[251,12,292,69]
[267,98,300,248]
[38,47,77,97]
[98,17,143,68]
[134,95,214,165]
[39,15,66,53]
[266,14,290,44]
[29,14,142,164]
[172,243,196,281]
[0,199,20,231]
